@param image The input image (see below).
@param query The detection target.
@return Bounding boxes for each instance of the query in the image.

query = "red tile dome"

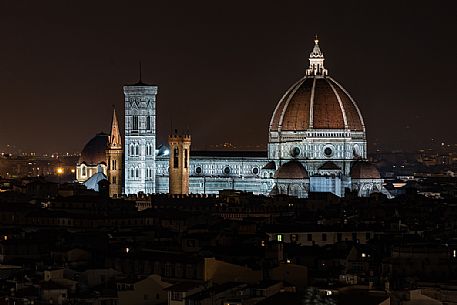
[274,161,309,179]
[350,161,381,179]
[269,39,365,133]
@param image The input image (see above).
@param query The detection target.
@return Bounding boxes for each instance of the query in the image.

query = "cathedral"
[76,39,384,198]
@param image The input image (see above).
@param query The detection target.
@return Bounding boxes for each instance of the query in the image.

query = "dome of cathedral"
[350,161,381,179]
[78,133,109,165]
[274,161,309,179]
[269,39,364,133]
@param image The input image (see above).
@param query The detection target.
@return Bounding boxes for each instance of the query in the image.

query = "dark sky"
[0,1,456,153]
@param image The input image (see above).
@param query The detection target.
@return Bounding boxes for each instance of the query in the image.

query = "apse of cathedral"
[76,38,385,198]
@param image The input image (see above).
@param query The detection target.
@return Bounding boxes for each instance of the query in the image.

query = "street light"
[56,167,64,184]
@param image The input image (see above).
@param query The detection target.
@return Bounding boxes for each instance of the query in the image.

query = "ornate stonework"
[123,82,157,195]
[77,38,384,198]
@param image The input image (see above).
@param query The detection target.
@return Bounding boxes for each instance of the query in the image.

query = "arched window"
[81,165,86,176]
[184,149,188,168]
[132,115,139,131]
[146,116,151,131]
[173,147,179,168]
[135,168,139,178]
[130,144,134,156]
[135,144,139,156]
[130,168,134,178]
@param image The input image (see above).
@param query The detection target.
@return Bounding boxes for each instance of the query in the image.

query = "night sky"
[0,1,456,153]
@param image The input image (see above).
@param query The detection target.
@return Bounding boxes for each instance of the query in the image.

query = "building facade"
[123,82,158,195]
[77,39,384,198]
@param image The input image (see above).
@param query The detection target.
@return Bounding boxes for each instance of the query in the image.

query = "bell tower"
[123,80,158,195]
[168,130,191,195]
[106,108,123,198]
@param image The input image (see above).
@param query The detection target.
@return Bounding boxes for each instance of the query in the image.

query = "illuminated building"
[77,38,383,198]
[123,81,157,195]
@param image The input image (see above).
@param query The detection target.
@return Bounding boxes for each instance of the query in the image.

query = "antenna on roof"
[138,61,142,83]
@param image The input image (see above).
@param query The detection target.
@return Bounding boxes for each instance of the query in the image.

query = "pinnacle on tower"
[109,107,122,149]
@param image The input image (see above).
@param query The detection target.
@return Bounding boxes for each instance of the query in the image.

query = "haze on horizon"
[0,1,456,154]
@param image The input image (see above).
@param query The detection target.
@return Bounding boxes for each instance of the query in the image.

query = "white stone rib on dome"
[328,76,366,132]
[269,76,365,132]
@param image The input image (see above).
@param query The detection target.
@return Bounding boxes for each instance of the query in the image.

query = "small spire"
[109,107,122,149]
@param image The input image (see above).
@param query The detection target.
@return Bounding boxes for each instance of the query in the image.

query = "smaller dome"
[274,161,309,179]
[79,133,109,165]
[319,161,340,170]
[262,161,276,170]
[351,162,381,179]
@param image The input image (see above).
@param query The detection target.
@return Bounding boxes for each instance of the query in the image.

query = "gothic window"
[135,144,139,156]
[81,165,86,176]
[184,149,188,169]
[132,115,139,131]
[130,144,134,156]
[130,168,134,178]
[135,168,139,178]
[146,116,151,131]
[173,147,179,168]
